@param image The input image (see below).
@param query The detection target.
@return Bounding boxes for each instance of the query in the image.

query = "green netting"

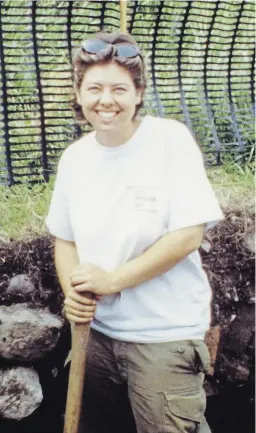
[0,0,255,185]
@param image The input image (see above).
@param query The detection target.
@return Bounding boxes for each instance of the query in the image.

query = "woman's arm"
[54,237,79,296]
[70,224,204,295]
[110,224,204,292]
[55,237,97,323]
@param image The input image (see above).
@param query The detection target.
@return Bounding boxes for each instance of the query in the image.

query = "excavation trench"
[0,212,255,433]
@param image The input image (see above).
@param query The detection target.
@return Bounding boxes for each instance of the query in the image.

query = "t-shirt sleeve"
[45,154,74,241]
[165,122,224,233]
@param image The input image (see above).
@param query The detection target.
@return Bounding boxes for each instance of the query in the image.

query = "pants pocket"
[191,341,211,374]
[163,388,206,432]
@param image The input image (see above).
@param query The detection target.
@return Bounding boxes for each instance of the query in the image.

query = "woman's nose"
[99,89,114,105]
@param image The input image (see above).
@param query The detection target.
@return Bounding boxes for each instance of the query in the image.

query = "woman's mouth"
[97,111,118,122]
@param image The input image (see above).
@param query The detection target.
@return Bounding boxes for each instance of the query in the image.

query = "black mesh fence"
[0,0,255,185]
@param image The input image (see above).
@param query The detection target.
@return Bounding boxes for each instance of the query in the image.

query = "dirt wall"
[0,212,255,433]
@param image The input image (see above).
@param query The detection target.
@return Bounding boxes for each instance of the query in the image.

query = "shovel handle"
[63,322,90,433]
[120,0,127,33]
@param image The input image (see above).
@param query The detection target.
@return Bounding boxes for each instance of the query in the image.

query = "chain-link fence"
[0,0,255,185]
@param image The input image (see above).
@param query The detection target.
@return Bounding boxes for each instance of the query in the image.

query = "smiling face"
[75,61,143,142]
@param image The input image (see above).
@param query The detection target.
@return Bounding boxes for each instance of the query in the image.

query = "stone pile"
[0,275,64,420]
[0,238,65,421]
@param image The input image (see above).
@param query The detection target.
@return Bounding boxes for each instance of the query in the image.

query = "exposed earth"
[0,211,255,433]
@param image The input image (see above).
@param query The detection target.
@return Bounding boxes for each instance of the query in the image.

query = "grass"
[0,179,54,242]
[0,162,254,242]
[207,162,255,214]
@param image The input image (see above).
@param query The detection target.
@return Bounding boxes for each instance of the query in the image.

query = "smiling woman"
[75,62,143,146]
[71,32,146,133]
[45,31,224,433]
[70,33,146,147]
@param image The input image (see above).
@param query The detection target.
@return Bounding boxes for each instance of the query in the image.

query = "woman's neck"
[95,118,142,147]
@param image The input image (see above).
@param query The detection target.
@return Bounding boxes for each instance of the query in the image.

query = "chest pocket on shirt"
[132,186,160,212]
[125,185,164,244]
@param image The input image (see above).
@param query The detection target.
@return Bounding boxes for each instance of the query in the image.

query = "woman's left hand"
[70,263,117,296]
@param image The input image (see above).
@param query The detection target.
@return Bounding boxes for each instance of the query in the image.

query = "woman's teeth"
[98,111,117,119]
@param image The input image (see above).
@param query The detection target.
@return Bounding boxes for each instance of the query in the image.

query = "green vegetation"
[0,179,54,242]
[207,162,254,214]
[0,162,254,242]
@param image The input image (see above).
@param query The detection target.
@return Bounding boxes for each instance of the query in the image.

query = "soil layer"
[0,212,255,433]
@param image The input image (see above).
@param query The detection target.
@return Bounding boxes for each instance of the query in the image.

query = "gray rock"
[0,367,43,420]
[0,304,64,361]
[244,231,255,253]
[7,274,35,297]
[200,239,212,253]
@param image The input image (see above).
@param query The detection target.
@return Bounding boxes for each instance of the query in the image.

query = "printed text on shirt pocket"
[127,185,162,213]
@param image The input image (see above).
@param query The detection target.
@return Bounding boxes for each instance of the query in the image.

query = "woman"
[46,31,223,433]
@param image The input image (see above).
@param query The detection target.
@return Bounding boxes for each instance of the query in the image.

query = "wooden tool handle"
[63,323,90,433]
[120,0,127,33]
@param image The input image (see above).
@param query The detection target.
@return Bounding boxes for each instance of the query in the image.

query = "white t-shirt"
[46,115,224,342]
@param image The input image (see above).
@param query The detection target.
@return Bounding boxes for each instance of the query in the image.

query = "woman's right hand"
[64,288,97,323]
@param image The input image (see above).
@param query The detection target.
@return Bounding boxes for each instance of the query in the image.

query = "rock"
[244,232,255,253]
[200,239,212,253]
[0,366,43,420]
[0,304,64,361]
[7,274,35,297]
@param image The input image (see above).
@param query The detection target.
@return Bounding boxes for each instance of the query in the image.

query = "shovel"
[64,3,128,431]
[63,322,90,433]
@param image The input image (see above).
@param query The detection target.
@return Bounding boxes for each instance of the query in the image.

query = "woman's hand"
[70,263,117,296]
[64,288,97,323]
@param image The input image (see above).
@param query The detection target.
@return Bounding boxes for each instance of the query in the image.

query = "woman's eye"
[114,87,126,93]
[88,86,100,92]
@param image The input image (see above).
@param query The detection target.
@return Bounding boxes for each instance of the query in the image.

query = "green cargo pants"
[79,328,211,433]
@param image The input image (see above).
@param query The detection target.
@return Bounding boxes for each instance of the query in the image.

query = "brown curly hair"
[71,31,147,122]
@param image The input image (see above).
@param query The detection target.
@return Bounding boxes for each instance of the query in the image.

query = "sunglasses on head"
[82,39,141,58]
